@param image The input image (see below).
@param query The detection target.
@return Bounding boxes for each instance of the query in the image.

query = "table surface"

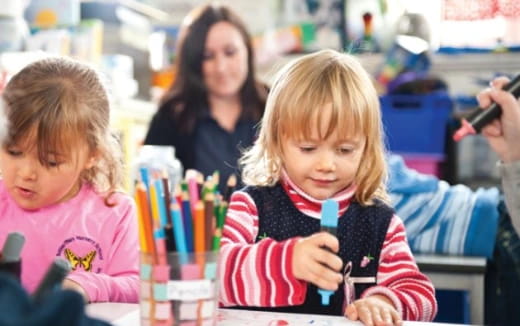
[86,303,466,326]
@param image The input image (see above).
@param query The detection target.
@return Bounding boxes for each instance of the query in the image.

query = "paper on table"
[218,308,361,325]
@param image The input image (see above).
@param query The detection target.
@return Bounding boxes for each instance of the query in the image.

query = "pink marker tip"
[453,119,476,142]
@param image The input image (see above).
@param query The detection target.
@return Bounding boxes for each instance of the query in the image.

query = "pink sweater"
[0,180,139,303]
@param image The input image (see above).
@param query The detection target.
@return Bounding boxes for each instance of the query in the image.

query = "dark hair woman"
[144,3,267,191]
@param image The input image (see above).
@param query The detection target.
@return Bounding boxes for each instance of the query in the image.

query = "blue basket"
[381,93,453,155]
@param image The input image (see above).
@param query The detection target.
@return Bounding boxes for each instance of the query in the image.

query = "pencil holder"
[0,260,21,282]
[139,251,219,326]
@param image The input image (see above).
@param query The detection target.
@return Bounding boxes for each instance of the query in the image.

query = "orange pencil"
[193,200,205,253]
[136,182,157,263]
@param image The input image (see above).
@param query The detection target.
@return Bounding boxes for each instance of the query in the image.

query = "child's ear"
[85,151,99,169]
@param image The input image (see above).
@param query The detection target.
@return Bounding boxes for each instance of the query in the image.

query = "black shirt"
[144,107,258,192]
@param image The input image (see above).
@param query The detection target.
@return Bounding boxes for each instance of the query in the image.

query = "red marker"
[453,74,520,141]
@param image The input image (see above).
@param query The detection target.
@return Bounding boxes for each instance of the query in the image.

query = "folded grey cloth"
[0,272,111,326]
[388,154,500,257]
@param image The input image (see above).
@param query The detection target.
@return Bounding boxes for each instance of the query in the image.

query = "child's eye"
[46,161,61,168]
[338,147,354,154]
[6,149,22,157]
[299,146,316,153]
[46,156,65,167]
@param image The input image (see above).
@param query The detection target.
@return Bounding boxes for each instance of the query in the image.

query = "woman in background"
[144,3,267,191]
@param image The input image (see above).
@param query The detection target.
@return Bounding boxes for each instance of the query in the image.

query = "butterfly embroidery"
[64,248,97,272]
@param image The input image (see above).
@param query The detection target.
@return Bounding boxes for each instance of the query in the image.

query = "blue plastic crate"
[381,93,453,155]
[434,289,470,324]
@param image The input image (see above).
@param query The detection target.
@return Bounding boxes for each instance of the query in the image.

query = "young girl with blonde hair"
[219,49,437,325]
[0,57,139,303]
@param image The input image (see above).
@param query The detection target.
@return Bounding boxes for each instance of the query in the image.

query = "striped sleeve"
[218,190,307,307]
[360,215,437,321]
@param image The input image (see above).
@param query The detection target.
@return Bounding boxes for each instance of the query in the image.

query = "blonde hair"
[1,57,123,203]
[241,49,388,205]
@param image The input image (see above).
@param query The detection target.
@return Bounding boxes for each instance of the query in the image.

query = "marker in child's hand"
[453,74,520,141]
[317,199,339,306]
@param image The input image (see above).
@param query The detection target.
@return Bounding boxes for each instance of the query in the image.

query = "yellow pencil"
[134,190,148,253]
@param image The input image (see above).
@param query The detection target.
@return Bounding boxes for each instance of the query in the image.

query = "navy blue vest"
[233,183,394,315]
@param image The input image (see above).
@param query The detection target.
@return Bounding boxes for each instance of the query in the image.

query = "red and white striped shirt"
[218,176,437,321]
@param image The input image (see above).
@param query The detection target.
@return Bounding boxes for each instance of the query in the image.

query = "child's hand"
[62,278,90,303]
[292,232,343,290]
[345,294,402,326]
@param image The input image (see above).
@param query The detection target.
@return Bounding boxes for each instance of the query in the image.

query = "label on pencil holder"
[166,279,213,301]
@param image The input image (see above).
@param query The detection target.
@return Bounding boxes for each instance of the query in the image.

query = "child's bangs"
[35,117,86,164]
[329,89,369,141]
[278,87,367,142]
[278,94,324,141]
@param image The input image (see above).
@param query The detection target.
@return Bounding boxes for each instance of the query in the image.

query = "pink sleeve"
[218,191,307,307]
[66,196,139,303]
[360,215,437,321]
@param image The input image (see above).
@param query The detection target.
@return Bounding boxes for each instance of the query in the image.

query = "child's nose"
[316,152,336,171]
[17,161,37,181]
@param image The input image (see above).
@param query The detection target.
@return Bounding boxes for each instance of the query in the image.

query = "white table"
[87,303,466,326]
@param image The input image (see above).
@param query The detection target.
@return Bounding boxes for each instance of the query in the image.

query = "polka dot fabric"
[245,184,394,315]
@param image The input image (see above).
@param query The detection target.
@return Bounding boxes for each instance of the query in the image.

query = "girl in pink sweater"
[0,57,139,303]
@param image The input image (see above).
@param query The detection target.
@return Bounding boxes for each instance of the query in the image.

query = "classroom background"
[1,0,519,324]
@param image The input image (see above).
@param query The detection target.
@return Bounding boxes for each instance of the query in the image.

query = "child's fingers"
[357,305,374,326]
[346,298,402,326]
[311,232,340,253]
[306,259,342,289]
[307,269,341,290]
[314,247,343,272]
[345,303,358,320]
[377,309,393,326]
[391,309,403,326]
[372,307,398,326]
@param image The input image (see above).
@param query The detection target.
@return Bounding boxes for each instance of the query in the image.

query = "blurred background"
[2,0,520,324]
[1,0,519,235]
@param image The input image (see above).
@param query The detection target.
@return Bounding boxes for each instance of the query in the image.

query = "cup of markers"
[140,251,219,326]
[135,165,229,326]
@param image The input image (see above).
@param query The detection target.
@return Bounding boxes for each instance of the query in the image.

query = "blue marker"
[139,166,150,191]
[317,199,339,306]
